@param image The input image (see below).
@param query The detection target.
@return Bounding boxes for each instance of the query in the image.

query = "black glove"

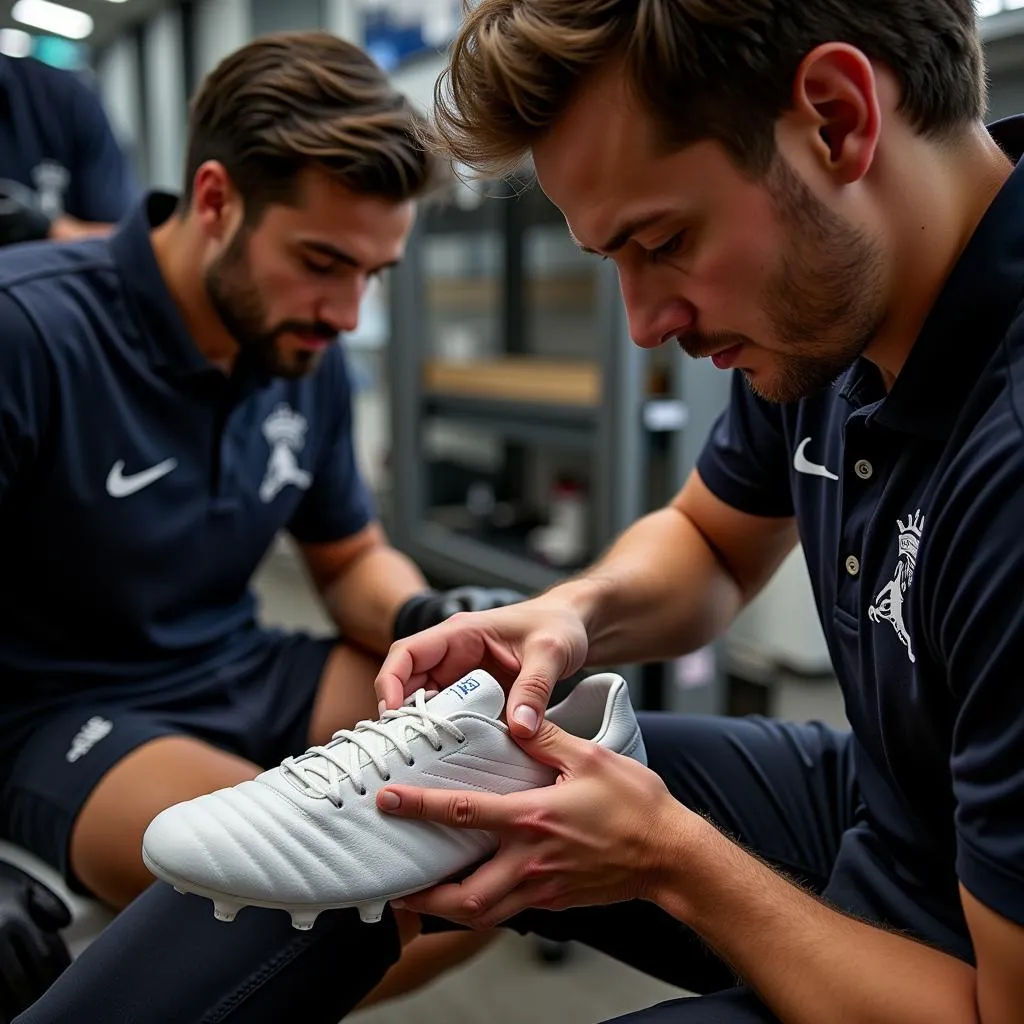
[393,585,527,641]
[0,181,52,248]
[0,861,71,1023]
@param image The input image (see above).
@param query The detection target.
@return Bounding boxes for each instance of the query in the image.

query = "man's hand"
[376,719,687,929]
[378,593,591,736]
[0,862,71,1023]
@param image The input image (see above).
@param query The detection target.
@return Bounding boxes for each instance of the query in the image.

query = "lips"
[711,343,743,370]
[293,335,332,351]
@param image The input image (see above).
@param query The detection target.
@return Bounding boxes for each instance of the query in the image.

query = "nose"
[617,264,695,349]
[320,274,366,334]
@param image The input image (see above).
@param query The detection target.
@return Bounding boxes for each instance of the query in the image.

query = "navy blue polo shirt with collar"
[697,115,1024,945]
[0,55,135,223]
[0,192,372,724]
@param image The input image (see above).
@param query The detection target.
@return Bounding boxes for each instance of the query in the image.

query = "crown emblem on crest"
[262,404,307,450]
[897,509,925,564]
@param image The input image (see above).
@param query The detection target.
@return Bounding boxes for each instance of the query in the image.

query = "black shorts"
[0,630,337,889]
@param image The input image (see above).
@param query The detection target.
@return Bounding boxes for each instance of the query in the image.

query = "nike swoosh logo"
[793,437,838,481]
[106,458,178,498]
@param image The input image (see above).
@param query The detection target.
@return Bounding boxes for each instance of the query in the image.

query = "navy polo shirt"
[0,56,134,222]
[697,116,1024,935]
[0,193,372,719]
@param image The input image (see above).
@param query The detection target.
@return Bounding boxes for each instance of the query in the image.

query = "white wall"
[142,9,187,190]
[389,51,445,111]
[94,35,145,184]
[94,36,142,153]
[194,0,251,81]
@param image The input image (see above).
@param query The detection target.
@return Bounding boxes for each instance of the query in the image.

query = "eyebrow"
[569,212,670,256]
[302,239,401,274]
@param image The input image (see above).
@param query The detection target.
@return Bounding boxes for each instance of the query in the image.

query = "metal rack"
[386,178,731,709]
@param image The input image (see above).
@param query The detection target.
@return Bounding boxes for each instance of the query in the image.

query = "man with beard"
[0,31,514,1020]
[13,1,1024,1023]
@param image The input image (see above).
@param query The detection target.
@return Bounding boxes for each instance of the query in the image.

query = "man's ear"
[190,161,243,241]
[788,42,881,185]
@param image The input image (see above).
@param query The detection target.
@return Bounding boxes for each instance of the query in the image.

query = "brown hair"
[434,0,987,178]
[183,31,446,219]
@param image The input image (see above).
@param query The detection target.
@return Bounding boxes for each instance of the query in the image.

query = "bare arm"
[654,816,983,1024]
[300,523,427,655]
[554,469,798,667]
[49,216,116,241]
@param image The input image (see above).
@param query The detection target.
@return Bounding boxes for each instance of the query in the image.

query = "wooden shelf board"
[423,357,601,407]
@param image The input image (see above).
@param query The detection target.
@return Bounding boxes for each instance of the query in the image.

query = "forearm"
[657,817,978,1024]
[49,215,115,241]
[321,546,426,655]
[550,506,743,667]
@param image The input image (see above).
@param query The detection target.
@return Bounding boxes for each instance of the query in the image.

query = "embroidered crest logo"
[868,509,925,663]
[259,403,312,503]
[32,160,69,218]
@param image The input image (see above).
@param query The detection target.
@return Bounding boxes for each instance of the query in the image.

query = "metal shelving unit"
[386,178,730,708]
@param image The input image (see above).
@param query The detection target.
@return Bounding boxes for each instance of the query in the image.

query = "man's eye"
[649,233,685,262]
[304,259,334,275]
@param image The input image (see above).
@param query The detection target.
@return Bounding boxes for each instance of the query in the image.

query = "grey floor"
[250,539,847,1024]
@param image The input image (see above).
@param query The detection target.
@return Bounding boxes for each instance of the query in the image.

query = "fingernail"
[391,900,406,910]
[378,700,387,718]
[379,790,401,810]
[512,705,538,733]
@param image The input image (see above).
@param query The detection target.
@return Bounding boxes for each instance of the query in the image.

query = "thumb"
[514,718,593,774]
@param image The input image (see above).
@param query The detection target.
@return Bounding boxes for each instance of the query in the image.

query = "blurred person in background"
[0,53,135,244]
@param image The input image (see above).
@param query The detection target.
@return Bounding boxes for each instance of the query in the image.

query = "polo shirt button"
[845,555,861,577]
[854,459,873,480]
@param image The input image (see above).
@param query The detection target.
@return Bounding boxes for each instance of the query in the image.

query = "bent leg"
[12,884,407,1024]
[70,736,260,907]
[1,708,261,909]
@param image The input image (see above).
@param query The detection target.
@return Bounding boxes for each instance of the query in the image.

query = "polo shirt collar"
[109,191,216,378]
[869,115,1024,438]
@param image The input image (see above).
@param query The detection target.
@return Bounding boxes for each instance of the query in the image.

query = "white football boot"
[141,670,646,930]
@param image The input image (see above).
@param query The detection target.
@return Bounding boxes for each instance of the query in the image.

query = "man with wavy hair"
[17,3,1024,1022]
[0,30,509,1020]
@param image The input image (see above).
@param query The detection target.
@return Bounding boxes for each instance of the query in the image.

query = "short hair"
[434,0,987,178]
[183,31,447,218]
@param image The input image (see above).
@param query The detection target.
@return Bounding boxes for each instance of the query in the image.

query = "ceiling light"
[0,27,33,56]
[11,0,93,39]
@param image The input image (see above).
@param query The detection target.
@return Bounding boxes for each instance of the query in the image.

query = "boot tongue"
[423,670,506,719]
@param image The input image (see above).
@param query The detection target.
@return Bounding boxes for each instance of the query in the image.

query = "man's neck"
[150,215,238,372]
[867,122,1014,390]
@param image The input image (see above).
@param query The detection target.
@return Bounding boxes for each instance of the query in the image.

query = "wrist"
[544,573,614,640]
[647,810,727,924]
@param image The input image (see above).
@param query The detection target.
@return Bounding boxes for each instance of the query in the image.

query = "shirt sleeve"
[695,370,795,517]
[287,346,375,544]
[64,76,136,224]
[939,413,1024,926]
[0,292,52,505]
